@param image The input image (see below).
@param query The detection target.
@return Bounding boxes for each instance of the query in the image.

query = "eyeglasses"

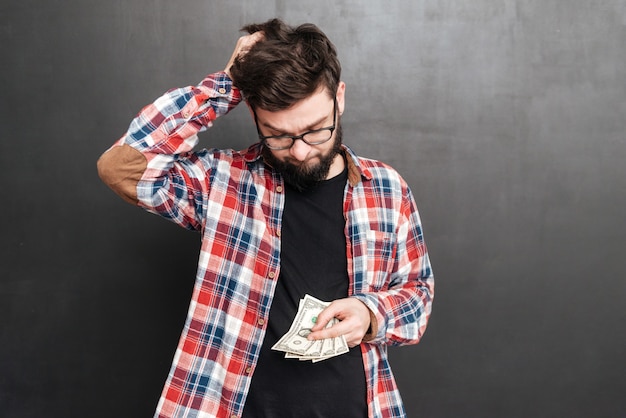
[254,98,337,150]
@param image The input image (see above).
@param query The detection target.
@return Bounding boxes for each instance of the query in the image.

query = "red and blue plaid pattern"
[109,72,434,418]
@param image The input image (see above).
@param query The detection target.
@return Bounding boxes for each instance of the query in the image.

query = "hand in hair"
[224,31,265,79]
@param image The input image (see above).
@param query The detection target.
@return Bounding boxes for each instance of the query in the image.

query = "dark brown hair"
[229,18,341,111]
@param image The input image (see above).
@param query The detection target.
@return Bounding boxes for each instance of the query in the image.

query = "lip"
[284,155,320,167]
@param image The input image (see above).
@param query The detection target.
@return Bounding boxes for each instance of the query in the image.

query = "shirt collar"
[342,144,372,186]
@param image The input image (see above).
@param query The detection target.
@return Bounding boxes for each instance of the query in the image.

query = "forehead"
[254,89,334,132]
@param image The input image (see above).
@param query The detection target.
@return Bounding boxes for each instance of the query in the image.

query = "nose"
[289,138,312,161]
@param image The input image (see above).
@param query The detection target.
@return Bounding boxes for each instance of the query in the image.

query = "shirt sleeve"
[352,186,435,346]
[97,72,242,230]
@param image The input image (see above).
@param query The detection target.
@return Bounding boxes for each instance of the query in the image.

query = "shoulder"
[351,154,409,193]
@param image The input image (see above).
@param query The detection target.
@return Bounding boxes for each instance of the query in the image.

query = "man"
[98,18,433,418]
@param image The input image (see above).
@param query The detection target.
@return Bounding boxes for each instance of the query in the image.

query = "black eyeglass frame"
[253,98,337,150]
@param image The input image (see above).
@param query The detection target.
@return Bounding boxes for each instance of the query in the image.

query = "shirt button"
[268,271,276,279]
[257,318,265,326]
[276,229,281,237]
[218,87,227,94]
[275,185,283,193]
[245,367,252,374]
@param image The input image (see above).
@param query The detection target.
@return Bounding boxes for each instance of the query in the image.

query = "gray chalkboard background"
[2,1,625,417]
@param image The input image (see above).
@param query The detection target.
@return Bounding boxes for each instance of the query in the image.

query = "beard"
[262,123,343,192]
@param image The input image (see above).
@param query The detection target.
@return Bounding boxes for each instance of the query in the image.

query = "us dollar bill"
[272,294,349,362]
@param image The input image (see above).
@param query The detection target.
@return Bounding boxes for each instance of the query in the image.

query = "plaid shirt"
[108,72,434,418]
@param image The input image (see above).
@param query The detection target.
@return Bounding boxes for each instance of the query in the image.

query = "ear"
[336,81,346,115]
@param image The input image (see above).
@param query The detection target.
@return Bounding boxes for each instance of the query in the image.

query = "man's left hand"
[308,298,372,347]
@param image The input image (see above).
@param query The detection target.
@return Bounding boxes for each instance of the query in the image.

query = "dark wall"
[2,1,625,417]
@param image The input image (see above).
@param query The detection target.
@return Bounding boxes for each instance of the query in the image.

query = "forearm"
[97,72,241,205]
[354,271,434,346]
[353,192,435,346]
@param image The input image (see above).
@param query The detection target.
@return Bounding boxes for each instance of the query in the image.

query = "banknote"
[272,294,349,362]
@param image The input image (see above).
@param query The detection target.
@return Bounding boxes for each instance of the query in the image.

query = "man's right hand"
[224,31,265,79]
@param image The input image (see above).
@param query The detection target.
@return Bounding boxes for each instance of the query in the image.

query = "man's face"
[254,83,346,191]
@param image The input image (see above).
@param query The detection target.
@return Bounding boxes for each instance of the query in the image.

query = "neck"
[325,152,346,180]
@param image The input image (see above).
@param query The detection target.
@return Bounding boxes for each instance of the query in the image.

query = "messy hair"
[229,18,341,111]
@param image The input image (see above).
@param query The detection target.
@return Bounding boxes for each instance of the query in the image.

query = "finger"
[308,320,348,341]
[310,305,340,331]
[243,31,265,48]
[224,32,265,76]
[236,31,265,57]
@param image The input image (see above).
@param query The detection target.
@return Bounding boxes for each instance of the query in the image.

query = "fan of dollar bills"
[271,294,349,362]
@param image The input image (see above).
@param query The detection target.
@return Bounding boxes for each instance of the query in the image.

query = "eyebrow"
[260,112,331,135]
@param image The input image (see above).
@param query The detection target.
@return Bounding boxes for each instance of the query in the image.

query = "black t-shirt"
[242,168,367,418]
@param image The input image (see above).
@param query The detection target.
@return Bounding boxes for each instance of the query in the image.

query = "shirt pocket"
[365,230,397,290]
